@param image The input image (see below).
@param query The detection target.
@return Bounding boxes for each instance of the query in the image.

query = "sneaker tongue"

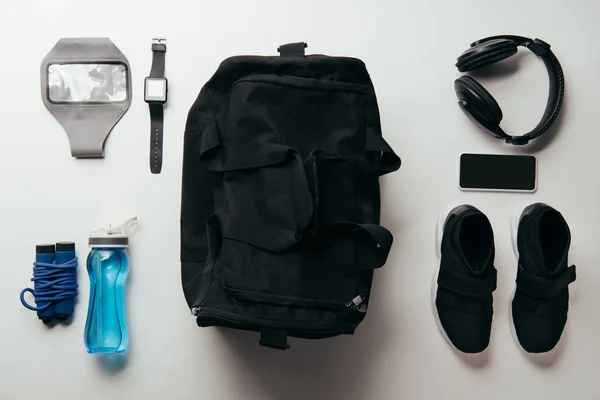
[452,215,493,276]
[524,231,551,277]
[525,211,567,277]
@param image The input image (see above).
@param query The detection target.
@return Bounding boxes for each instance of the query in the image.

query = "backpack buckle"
[259,329,289,350]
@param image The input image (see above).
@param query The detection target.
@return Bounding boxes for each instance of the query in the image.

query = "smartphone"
[459,153,537,193]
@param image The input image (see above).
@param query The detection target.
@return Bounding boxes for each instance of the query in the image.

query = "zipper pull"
[346,294,366,312]
[191,307,200,316]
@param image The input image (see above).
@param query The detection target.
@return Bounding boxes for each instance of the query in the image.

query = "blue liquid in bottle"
[84,217,136,354]
[84,248,129,354]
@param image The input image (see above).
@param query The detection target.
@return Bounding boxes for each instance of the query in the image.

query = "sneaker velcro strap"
[437,268,497,298]
[516,265,576,298]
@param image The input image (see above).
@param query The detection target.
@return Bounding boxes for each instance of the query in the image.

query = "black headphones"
[454,35,564,145]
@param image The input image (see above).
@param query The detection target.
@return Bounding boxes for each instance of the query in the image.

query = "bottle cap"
[56,241,75,252]
[88,217,137,248]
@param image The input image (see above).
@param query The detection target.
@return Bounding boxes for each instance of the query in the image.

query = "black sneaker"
[433,204,497,353]
[511,203,576,353]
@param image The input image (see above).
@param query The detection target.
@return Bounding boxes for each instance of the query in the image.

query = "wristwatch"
[144,38,168,174]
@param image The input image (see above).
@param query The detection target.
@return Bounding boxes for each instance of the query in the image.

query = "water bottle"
[84,217,137,354]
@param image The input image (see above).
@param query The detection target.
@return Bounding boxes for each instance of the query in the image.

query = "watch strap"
[149,103,164,173]
[150,40,166,77]
[148,38,166,174]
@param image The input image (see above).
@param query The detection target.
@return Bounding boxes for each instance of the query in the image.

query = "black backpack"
[180,43,400,349]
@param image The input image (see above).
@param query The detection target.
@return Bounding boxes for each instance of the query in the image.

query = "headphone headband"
[471,35,531,47]
[455,36,565,145]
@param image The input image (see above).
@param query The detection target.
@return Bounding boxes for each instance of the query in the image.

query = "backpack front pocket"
[227,74,368,159]
[220,235,364,311]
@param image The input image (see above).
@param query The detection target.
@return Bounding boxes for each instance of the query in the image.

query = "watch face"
[145,78,167,102]
[48,63,128,103]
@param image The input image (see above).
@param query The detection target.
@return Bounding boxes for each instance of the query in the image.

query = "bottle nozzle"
[107,217,138,235]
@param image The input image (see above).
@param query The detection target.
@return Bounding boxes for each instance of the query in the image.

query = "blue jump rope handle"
[35,248,55,321]
[54,242,76,318]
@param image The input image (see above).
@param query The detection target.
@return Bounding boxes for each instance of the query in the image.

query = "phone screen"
[459,153,536,192]
[47,63,128,103]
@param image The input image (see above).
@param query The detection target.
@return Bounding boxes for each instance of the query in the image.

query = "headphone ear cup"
[456,39,518,72]
[454,76,503,124]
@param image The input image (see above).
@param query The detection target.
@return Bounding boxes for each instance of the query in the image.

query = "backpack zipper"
[194,297,366,315]
[345,294,367,312]
[207,284,368,314]
[191,306,356,336]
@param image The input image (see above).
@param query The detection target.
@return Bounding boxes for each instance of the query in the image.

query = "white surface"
[0,1,598,399]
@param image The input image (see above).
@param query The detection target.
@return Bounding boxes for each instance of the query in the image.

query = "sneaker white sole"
[432,203,463,349]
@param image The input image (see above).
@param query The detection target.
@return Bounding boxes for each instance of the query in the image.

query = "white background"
[0,0,598,399]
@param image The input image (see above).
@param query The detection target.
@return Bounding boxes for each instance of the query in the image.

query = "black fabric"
[149,103,163,174]
[512,305,568,353]
[437,268,497,298]
[516,265,576,298]
[180,43,400,349]
[512,203,575,353]
[436,303,493,353]
[435,205,496,354]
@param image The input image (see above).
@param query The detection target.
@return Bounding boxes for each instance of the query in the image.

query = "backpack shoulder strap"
[366,87,401,175]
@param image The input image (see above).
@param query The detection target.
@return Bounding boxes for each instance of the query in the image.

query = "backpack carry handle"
[277,42,307,57]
